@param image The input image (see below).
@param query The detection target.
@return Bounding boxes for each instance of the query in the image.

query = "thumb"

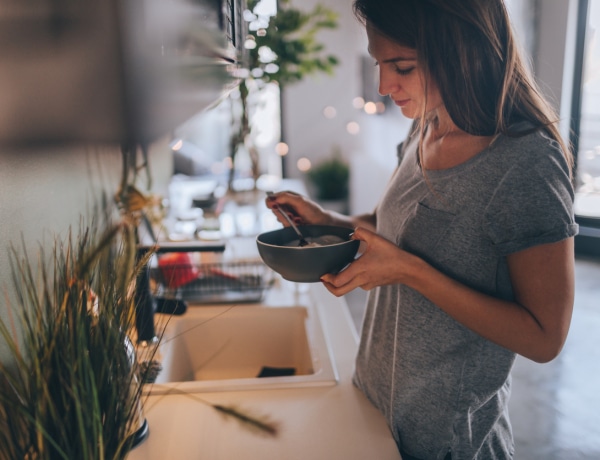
[351,226,377,244]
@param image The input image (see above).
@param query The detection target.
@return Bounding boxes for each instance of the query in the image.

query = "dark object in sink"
[257,366,297,378]
[155,297,188,315]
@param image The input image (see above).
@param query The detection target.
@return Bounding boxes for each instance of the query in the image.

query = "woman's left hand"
[320,226,417,296]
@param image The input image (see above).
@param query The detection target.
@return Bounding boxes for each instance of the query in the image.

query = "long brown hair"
[353,0,574,174]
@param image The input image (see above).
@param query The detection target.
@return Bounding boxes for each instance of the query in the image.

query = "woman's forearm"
[404,239,574,363]
[326,211,377,232]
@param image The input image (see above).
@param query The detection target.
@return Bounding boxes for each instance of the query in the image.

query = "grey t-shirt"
[353,126,578,460]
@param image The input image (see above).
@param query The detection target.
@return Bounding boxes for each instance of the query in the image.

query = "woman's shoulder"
[494,125,568,172]
[485,127,575,210]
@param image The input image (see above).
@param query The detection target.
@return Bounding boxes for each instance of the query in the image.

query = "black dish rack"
[150,260,275,304]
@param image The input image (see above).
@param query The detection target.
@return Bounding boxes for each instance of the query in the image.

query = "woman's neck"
[421,115,496,170]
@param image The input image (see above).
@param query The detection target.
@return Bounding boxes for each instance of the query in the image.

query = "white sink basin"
[146,303,338,394]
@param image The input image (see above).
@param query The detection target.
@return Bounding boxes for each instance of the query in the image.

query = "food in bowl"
[256,225,360,283]
[282,234,346,247]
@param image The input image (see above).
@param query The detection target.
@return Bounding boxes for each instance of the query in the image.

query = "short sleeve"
[483,147,579,255]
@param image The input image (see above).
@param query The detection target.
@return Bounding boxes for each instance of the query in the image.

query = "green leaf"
[244,0,340,89]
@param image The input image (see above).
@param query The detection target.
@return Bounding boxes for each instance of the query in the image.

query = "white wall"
[0,141,172,364]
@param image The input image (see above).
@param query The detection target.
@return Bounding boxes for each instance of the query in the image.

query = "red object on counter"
[158,252,200,288]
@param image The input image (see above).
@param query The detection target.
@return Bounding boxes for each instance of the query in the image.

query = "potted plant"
[0,147,279,459]
[0,220,152,460]
[306,146,350,214]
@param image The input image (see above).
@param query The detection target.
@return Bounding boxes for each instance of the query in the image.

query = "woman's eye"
[373,61,415,76]
[394,66,415,76]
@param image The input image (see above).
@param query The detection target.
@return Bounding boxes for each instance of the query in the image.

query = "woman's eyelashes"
[373,61,415,76]
[394,65,415,75]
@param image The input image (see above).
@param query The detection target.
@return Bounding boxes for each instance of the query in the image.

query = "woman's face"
[366,25,444,119]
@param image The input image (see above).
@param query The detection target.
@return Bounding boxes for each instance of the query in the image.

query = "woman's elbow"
[528,345,563,364]
[525,329,570,363]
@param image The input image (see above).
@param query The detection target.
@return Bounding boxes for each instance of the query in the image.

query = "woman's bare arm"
[407,238,575,362]
[321,227,575,363]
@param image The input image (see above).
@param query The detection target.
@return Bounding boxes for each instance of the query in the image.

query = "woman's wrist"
[325,210,354,228]
[399,252,433,290]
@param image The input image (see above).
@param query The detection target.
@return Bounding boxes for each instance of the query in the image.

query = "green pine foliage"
[246,0,339,88]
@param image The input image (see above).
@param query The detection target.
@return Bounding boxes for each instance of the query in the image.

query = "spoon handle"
[277,208,309,245]
[266,192,308,246]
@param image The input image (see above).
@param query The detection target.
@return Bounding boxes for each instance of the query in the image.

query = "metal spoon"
[266,192,309,247]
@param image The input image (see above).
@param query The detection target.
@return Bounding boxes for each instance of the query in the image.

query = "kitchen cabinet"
[0,0,243,145]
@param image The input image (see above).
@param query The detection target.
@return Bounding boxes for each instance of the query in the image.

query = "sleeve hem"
[494,223,579,256]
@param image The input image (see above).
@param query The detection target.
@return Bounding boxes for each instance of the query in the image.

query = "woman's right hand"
[320,226,420,296]
[265,191,332,227]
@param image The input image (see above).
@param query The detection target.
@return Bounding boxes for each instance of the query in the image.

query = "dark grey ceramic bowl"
[256,225,360,283]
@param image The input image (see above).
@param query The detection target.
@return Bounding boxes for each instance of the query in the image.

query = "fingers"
[266,191,300,214]
[319,227,372,292]
[266,190,327,226]
[320,259,365,296]
[320,278,348,297]
[272,204,302,227]
[350,226,377,243]
[266,191,303,226]
[320,276,354,297]
[266,190,300,207]
[320,228,398,295]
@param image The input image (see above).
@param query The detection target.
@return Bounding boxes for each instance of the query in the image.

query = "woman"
[266,0,578,458]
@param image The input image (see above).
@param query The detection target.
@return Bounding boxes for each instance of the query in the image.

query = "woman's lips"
[393,98,410,107]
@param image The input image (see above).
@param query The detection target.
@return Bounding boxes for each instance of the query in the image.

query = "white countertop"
[129,280,401,460]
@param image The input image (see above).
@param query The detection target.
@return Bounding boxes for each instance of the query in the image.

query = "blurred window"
[574,0,600,218]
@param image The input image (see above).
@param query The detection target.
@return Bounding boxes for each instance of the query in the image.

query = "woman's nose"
[377,68,398,96]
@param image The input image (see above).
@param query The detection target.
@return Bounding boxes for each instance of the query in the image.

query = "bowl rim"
[256,225,357,250]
